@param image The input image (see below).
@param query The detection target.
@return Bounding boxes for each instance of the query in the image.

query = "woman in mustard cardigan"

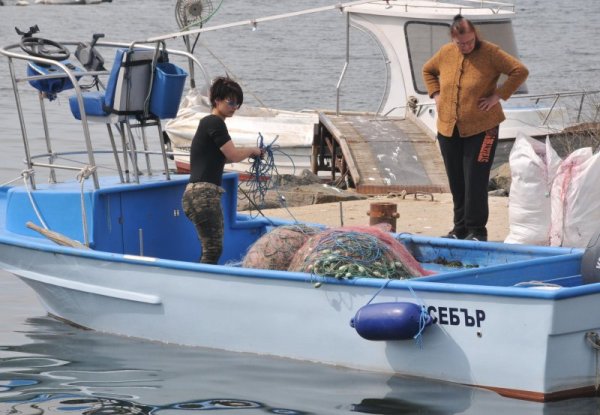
[422,14,528,241]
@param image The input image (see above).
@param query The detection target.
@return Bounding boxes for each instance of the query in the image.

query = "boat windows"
[406,20,528,96]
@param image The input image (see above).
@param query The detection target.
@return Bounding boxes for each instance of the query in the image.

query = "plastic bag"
[505,132,561,245]
[550,148,600,247]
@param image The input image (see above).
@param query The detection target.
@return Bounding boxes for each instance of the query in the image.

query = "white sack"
[504,132,562,245]
[550,148,600,247]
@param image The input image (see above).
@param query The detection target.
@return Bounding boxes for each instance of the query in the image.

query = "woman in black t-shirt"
[182,76,262,264]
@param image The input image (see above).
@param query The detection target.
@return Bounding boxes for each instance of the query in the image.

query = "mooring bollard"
[367,202,399,232]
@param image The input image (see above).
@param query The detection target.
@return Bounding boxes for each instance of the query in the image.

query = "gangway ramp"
[313,112,449,194]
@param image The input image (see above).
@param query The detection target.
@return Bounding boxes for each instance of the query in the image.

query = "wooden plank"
[26,222,89,249]
[318,112,362,184]
[317,112,449,193]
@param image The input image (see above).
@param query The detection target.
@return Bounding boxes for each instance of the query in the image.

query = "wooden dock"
[313,112,449,194]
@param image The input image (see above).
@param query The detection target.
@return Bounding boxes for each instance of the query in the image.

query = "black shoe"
[442,229,468,239]
[465,233,487,242]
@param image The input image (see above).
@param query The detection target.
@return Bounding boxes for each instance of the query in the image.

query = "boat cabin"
[343,1,541,139]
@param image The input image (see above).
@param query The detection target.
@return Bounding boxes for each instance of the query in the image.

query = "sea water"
[0,0,599,413]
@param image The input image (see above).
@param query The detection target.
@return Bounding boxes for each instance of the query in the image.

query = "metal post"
[336,12,350,116]
[156,120,171,180]
[37,92,57,183]
[367,202,399,232]
[139,228,144,256]
[7,57,36,189]
[105,124,125,183]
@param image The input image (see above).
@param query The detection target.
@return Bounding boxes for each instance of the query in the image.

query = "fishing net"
[242,224,321,271]
[288,225,428,279]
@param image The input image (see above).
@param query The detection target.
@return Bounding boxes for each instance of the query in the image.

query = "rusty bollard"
[367,202,400,232]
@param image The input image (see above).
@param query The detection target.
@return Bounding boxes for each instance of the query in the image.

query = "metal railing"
[0,39,210,190]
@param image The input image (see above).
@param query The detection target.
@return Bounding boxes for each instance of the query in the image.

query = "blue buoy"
[350,302,432,341]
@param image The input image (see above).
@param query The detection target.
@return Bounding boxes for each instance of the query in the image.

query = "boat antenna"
[174,0,223,54]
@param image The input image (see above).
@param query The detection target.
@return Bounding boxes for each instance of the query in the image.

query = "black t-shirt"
[188,114,231,186]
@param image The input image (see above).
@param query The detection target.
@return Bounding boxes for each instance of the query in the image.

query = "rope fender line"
[76,165,97,182]
[77,165,97,247]
[21,166,94,247]
[21,169,49,230]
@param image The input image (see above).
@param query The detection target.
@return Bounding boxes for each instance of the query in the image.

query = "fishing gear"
[242,132,278,209]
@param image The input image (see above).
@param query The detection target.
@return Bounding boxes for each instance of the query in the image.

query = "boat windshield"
[406,20,528,95]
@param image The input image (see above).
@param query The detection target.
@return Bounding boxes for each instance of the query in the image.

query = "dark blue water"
[0,0,599,413]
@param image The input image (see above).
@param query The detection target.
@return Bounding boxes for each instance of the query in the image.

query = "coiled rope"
[245,133,277,207]
[239,133,299,223]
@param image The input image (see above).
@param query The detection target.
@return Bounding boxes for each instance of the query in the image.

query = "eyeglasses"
[454,37,476,47]
[225,99,240,109]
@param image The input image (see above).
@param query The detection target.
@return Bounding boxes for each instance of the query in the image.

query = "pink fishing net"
[288,225,429,279]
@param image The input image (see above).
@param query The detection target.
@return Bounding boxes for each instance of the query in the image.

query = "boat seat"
[68,48,172,183]
[69,48,154,120]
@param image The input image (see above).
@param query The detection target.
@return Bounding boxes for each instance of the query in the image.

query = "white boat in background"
[165,0,599,180]
[165,89,319,176]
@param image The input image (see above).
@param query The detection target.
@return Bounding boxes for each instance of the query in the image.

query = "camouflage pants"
[182,182,225,264]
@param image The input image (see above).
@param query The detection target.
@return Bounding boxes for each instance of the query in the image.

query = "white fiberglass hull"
[0,241,597,402]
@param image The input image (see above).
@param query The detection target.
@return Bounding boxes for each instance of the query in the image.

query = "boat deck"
[314,112,449,194]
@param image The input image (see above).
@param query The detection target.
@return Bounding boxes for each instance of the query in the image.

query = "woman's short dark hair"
[209,76,244,109]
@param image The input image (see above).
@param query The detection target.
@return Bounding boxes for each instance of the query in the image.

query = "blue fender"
[350,302,432,341]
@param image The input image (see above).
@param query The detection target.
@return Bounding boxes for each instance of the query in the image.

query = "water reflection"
[3,390,293,414]
[0,317,312,414]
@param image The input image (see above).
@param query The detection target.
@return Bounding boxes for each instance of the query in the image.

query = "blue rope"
[408,284,430,349]
[366,279,392,306]
[242,133,277,210]
[238,132,304,222]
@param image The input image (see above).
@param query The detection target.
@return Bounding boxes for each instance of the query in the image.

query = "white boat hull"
[0,237,596,401]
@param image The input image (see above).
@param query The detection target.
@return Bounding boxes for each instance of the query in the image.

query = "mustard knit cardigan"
[422,40,529,137]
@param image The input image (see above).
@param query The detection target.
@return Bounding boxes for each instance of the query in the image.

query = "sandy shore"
[261,193,509,242]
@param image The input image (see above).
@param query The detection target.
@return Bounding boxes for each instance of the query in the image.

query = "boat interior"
[0,171,586,294]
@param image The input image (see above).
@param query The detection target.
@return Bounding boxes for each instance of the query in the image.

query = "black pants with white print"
[437,126,498,239]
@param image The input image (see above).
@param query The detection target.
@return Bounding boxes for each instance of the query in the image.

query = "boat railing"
[517,90,600,126]
[407,90,600,131]
[0,39,210,190]
[380,0,515,14]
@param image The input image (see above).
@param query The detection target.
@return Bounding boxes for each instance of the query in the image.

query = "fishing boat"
[2,4,600,404]
[164,0,599,186]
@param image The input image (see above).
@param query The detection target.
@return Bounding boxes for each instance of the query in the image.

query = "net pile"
[242,224,321,271]
[287,226,428,279]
